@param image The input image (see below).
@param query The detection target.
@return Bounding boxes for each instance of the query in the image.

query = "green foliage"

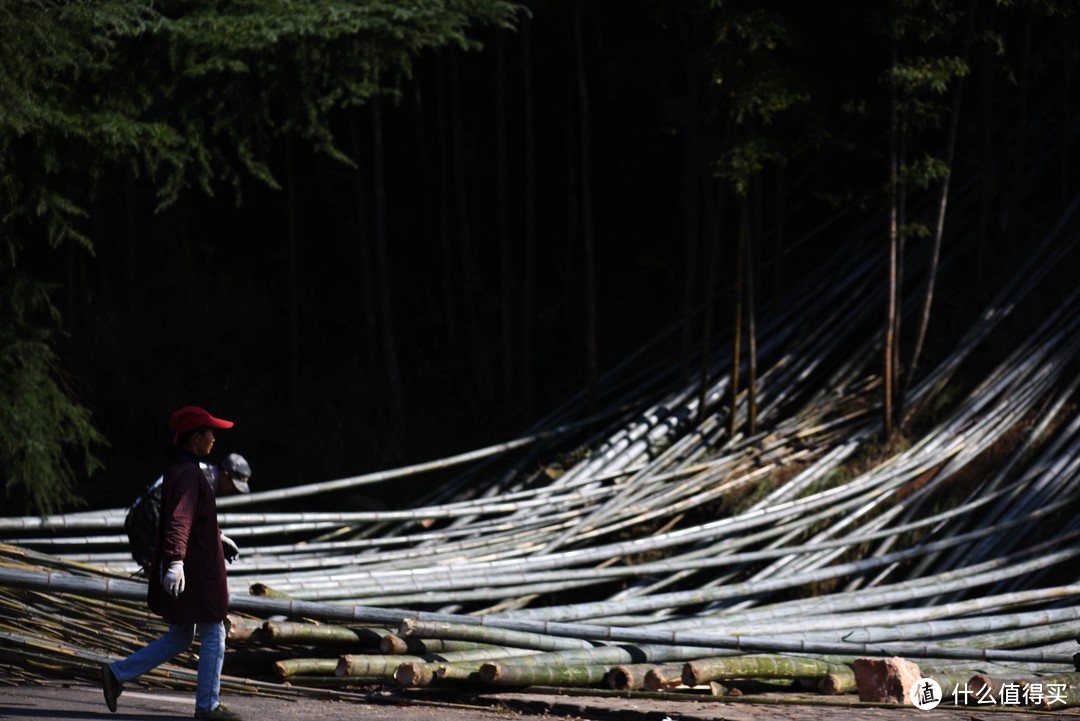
[705,3,809,193]
[0,0,520,514]
[718,138,787,196]
[891,55,969,95]
[900,153,950,189]
[0,0,522,260]
[0,272,104,516]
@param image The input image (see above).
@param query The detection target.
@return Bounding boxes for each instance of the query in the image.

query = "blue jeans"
[110,621,226,713]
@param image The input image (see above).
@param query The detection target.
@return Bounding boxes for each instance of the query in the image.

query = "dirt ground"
[3,681,1080,721]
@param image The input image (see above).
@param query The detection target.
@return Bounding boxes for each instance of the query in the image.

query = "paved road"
[0,682,522,721]
[3,682,1079,721]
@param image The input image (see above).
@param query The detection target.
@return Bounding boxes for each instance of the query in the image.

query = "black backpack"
[124,479,162,572]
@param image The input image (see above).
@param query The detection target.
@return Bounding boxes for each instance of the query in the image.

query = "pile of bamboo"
[2,191,1079,709]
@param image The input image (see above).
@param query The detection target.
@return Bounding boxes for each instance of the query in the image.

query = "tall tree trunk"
[495,30,514,417]
[977,16,996,288]
[573,1,597,407]
[746,189,758,437]
[123,173,137,297]
[562,30,579,305]
[521,20,537,419]
[1006,4,1033,248]
[729,195,748,439]
[436,55,458,346]
[1062,15,1074,208]
[350,116,378,368]
[412,80,439,345]
[905,45,968,399]
[698,182,725,426]
[893,131,907,411]
[449,50,478,345]
[286,133,300,424]
[372,96,405,426]
[772,165,786,299]
[679,14,701,382]
[884,37,899,439]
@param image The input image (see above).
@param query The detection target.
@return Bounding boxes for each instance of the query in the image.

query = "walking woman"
[102,406,242,720]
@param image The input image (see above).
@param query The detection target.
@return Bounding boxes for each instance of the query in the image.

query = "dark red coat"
[147,454,229,624]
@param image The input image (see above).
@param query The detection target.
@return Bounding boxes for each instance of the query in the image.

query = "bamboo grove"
[2,180,1078,706]
[1,0,1077,514]
[2,0,1080,711]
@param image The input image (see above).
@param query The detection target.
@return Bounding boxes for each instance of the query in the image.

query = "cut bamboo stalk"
[274,658,340,678]
[480,661,612,687]
[683,655,852,687]
[434,662,486,683]
[816,667,857,695]
[264,621,389,646]
[335,654,422,678]
[281,675,385,688]
[416,646,536,664]
[1018,673,1080,709]
[380,635,488,655]
[400,618,596,652]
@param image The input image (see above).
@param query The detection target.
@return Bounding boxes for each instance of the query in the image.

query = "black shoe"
[194,703,242,720]
[101,664,123,713]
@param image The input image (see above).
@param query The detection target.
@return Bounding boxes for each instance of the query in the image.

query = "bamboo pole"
[400,618,597,652]
[683,655,851,686]
[224,615,266,643]
[435,662,486,683]
[816,667,856,695]
[274,658,340,678]
[380,634,488,655]
[3,565,1077,667]
[480,661,612,687]
[335,654,422,678]
[1018,673,1080,709]
[263,621,391,647]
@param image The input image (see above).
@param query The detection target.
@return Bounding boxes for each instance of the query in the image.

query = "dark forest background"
[2,0,1078,515]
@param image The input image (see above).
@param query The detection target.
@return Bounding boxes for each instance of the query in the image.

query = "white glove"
[162,560,185,597]
[221,534,240,563]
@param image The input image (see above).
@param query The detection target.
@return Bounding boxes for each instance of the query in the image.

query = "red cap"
[169,406,234,445]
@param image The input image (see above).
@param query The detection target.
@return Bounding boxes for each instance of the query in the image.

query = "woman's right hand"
[163,561,186,597]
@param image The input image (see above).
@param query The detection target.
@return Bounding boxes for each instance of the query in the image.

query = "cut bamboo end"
[224,615,265,642]
[643,665,685,692]
[607,664,642,690]
[381,634,409,655]
[682,661,702,688]
[818,669,857,695]
[248,583,291,599]
[479,662,502,684]
[394,661,433,687]
[968,673,1004,703]
[274,658,339,678]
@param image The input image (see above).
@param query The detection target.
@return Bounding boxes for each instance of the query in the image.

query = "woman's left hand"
[220,534,240,563]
